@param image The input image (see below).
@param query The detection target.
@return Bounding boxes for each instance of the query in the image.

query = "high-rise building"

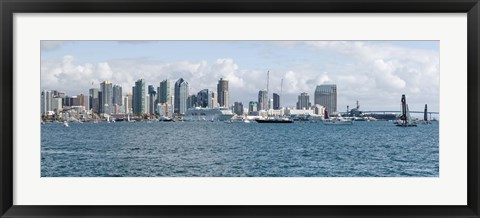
[123,96,129,114]
[126,93,133,114]
[187,95,197,109]
[148,85,156,115]
[113,85,122,106]
[314,84,337,114]
[89,88,99,110]
[174,78,189,114]
[273,93,280,110]
[217,78,229,108]
[211,92,217,108]
[52,97,63,114]
[196,89,212,108]
[158,79,171,104]
[234,102,244,115]
[76,94,89,109]
[248,101,258,115]
[97,92,103,114]
[257,90,268,111]
[100,80,113,114]
[41,90,52,115]
[133,79,146,115]
[296,92,311,109]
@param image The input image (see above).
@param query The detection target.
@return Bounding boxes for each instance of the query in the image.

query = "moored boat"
[255,117,293,123]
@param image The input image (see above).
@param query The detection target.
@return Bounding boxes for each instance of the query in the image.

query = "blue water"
[41,121,439,177]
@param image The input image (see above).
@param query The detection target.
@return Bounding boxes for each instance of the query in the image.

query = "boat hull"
[255,119,293,123]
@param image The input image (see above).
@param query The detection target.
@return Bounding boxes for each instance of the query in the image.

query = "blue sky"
[41,40,440,112]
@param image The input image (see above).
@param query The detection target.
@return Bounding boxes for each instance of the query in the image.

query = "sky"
[40,40,440,112]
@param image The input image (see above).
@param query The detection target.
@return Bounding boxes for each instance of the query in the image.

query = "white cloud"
[41,41,439,111]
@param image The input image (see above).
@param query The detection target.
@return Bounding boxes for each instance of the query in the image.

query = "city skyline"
[41,40,440,112]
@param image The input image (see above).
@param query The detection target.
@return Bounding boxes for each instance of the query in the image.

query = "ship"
[184,107,234,121]
[322,110,353,125]
[255,117,293,123]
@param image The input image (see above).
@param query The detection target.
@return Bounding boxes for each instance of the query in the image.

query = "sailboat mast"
[400,94,407,125]
[424,104,428,121]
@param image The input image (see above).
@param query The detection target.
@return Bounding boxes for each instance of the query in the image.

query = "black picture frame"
[1,0,479,217]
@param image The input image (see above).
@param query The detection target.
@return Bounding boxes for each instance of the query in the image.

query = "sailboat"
[422,104,431,124]
[322,109,353,125]
[396,94,417,127]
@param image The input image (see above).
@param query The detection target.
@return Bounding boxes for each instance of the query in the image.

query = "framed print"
[1,0,479,217]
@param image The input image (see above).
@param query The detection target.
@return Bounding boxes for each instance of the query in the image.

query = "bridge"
[359,111,439,115]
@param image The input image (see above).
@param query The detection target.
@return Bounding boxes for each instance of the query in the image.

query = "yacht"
[255,116,293,123]
[322,111,353,125]
[184,107,234,121]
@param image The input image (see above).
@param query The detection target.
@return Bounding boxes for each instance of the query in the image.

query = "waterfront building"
[146,95,150,114]
[123,96,129,114]
[100,80,113,114]
[52,90,65,98]
[148,85,157,115]
[132,79,146,115]
[158,79,171,104]
[97,92,103,113]
[315,84,337,114]
[234,102,244,115]
[197,89,212,108]
[63,96,75,107]
[248,101,258,115]
[113,85,122,106]
[211,92,217,108]
[126,93,133,114]
[312,104,326,116]
[52,97,63,114]
[217,78,229,108]
[273,93,280,110]
[257,90,268,111]
[41,90,52,115]
[174,78,189,114]
[296,92,311,110]
[88,88,99,110]
[187,94,197,109]
[157,103,173,116]
[76,94,89,109]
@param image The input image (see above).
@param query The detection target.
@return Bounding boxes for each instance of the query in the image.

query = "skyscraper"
[174,78,189,114]
[41,90,52,115]
[126,93,133,114]
[273,93,280,110]
[257,90,268,111]
[113,85,122,106]
[296,92,311,109]
[158,79,170,104]
[187,95,197,109]
[132,79,146,115]
[100,80,113,114]
[89,88,99,110]
[314,84,337,114]
[248,101,258,115]
[148,85,156,115]
[234,102,244,115]
[197,89,212,108]
[217,78,229,108]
